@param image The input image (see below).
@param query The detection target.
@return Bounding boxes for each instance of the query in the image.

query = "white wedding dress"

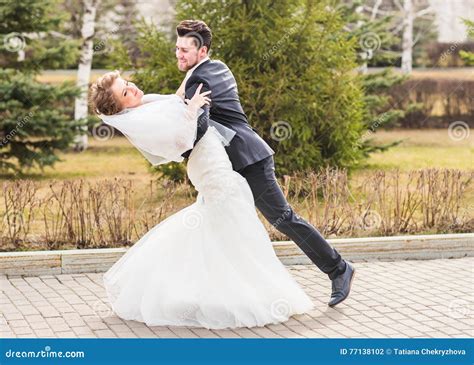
[102,105,314,330]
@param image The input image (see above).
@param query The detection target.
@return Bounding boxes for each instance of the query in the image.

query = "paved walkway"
[1,258,472,338]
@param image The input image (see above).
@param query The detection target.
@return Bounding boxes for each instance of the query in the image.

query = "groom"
[176,20,355,307]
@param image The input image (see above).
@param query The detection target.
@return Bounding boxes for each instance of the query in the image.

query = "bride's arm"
[184,83,211,120]
[175,78,187,100]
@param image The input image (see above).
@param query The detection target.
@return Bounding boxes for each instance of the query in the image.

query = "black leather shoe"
[328,261,355,307]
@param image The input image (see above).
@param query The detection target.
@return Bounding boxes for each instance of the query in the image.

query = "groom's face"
[175,36,207,71]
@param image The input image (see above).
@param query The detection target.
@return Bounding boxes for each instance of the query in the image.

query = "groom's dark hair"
[176,20,212,52]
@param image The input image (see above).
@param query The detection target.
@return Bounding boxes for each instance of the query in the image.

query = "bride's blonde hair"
[89,70,123,115]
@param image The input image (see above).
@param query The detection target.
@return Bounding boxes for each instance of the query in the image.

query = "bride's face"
[111,77,144,109]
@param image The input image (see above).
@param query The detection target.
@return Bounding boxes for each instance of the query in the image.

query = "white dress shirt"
[183,56,210,86]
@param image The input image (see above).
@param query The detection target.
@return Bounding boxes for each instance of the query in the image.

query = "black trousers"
[238,156,346,280]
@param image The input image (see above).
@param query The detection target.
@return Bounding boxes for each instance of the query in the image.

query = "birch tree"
[73,0,101,151]
[397,0,434,73]
[351,0,434,73]
[400,0,414,73]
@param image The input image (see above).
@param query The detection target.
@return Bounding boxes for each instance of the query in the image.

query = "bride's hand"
[185,83,211,111]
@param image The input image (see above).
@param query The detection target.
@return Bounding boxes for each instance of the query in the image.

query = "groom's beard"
[177,59,198,72]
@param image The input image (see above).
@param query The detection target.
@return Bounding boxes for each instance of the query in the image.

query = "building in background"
[134,0,473,42]
[135,0,175,31]
[430,0,473,42]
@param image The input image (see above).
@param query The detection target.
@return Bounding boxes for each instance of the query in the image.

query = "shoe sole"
[328,266,356,307]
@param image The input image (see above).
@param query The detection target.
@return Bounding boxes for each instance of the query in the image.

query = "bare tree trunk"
[73,0,100,152]
[401,0,414,74]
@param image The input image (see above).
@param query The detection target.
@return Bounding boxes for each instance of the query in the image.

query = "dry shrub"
[0,168,472,250]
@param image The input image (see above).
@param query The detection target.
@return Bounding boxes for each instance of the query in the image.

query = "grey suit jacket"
[181,59,274,171]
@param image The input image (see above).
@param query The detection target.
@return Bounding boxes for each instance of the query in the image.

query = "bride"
[89,71,314,330]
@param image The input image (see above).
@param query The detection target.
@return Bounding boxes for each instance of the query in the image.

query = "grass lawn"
[358,129,473,171]
[2,128,471,184]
